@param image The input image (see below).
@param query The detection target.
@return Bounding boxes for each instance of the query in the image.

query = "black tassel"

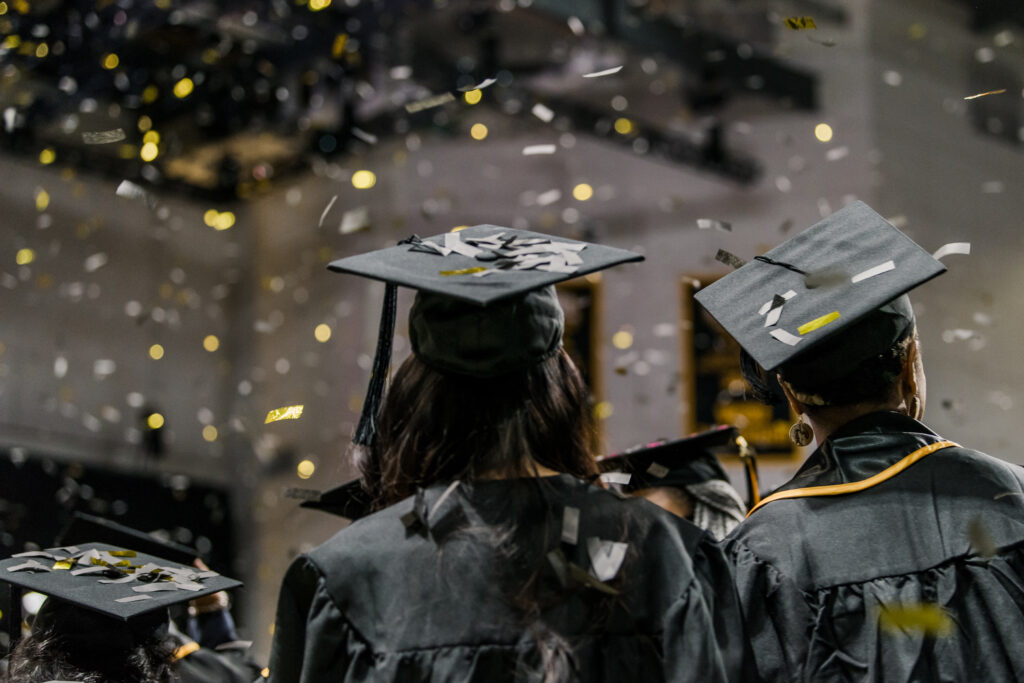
[353,283,398,446]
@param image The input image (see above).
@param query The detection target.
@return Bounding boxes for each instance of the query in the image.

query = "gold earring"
[789,415,814,447]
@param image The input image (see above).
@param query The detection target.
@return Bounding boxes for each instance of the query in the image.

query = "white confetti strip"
[587,538,629,581]
[444,231,483,257]
[567,16,585,36]
[116,594,153,603]
[932,242,971,260]
[758,290,796,315]
[583,65,624,78]
[318,195,338,228]
[764,306,784,328]
[851,260,895,283]
[459,77,497,91]
[531,103,555,123]
[769,329,804,346]
[350,128,378,145]
[646,462,670,478]
[522,144,557,156]
[561,506,580,544]
[599,472,631,485]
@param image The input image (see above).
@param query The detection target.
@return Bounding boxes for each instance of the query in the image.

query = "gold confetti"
[784,16,817,30]
[798,311,840,335]
[877,603,953,637]
[53,560,73,570]
[109,550,136,557]
[963,89,1007,100]
[440,267,486,276]
[266,405,304,423]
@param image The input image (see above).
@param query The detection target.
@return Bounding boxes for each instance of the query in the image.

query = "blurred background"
[2,0,1023,662]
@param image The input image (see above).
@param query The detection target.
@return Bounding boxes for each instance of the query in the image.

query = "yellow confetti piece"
[53,560,73,570]
[109,550,136,557]
[266,405,304,423]
[440,267,487,276]
[784,16,817,30]
[331,33,348,58]
[963,88,1007,100]
[878,603,953,637]
[798,311,840,335]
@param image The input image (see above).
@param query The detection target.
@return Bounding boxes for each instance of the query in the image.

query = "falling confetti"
[522,144,557,156]
[404,92,455,113]
[265,405,304,424]
[82,129,127,144]
[582,66,624,78]
[784,17,817,30]
[963,89,1006,100]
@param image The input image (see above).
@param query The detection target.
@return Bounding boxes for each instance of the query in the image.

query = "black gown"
[725,411,1024,682]
[268,474,728,682]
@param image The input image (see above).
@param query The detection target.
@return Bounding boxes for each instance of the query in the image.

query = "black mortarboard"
[596,425,738,491]
[1,542,240,623]
[328,226,643,444]
[56,512,202,567]
[299,479,373,521]
[694,201,946,377]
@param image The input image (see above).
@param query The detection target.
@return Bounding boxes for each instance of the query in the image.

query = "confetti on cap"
[265,405,304,424]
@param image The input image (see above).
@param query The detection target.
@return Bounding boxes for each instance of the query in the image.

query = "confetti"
[265,405,304,423]
[522,144,557,155]
[877,603,953,637]
[115,595,153,603]
[599,472,631,485]
[459,77,497,92]
[587,538,629,581]
[784,17,817,30]
[567,16,585,36]
[340,207,371,234]
[404,92,455,113]
[583,66,624,78]
[851,260,895,283]
[963,89,1006,100]
[531,103,555,123]
[440,267,487,276]
[84,253,108,273]
[932,242,970,260]
[798,311,840,335]
[769,329,804,346]
[826,146,849,161]
[82,128,126,144]
[318,195,338,228]
[646,462,669,478]
[715,249,747,269]
[807,35,837,47]
[759,290,797,315]
[561,506,580,544]
[350,128,378,145]
[697,218,732,232]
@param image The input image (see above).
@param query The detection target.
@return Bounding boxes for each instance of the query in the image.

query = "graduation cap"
[328,226,643,445]
[694,201,946,380]
[298,479,373,521]
[56,512,202,567]
[596,425,738,491]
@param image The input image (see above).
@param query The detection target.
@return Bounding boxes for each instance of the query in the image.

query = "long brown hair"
[361,348,598,509]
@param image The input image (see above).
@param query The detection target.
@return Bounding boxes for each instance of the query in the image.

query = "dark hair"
[3,628,175,683]
[361,348,599,508]
[741,332,914,407]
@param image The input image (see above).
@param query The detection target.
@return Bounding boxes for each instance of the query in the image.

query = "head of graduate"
[694,201,947,446]
[327,226,643,508]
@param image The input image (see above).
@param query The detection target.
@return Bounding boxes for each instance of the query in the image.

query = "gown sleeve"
[267,555,362,683]
[691,534,756,682]
[728,540,813,682]
[662,576,729,683]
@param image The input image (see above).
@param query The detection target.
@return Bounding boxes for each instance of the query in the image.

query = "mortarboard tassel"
[353,283,398,446]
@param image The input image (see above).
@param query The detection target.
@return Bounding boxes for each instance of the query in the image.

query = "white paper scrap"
[531,103,555,123]
[444,231,483,257]
[561,506,580,544]
[932,242,971,260]
[646,462,670,478]
[769,329,804,346]
[522,144,557,156]
[583,66,624,78]
[851,260,895,283]
[599,472,631,485]
[586,538,629,582]
[318,195,338,228]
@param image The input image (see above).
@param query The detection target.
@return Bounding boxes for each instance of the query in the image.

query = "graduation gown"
[268,474,727,682]
[725,411,1024,682]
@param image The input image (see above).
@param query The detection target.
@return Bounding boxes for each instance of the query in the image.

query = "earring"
[789,415,814,447]
[909,396,922,420]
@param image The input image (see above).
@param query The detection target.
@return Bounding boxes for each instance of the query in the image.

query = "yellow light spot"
[612,330,634,349]
[572,183,594,201]
[614,117,634,135]
[814,123,833,142]
[351,169,376,189]
[266,405,304,423]
[173,77,194,99]
[149,344,165,360]
[143,130,160,144]
[593,401,614,420]
[15,248,34,265]
[139,142,159,162]
[203,209,219,227]
[147,412,165,429]
[907,23,927,40]
[212,211,235,231]
[297,459,316,478]
[35,188,49,211]
[141,85,158,104]
[202,425,218,442]
[261,667,270,678]
[34,42,47,58]
[39,148,55,165]
[2,35,19,49]
[309,0,331,9]
[464,89,482,105]
[314,324,332,343]
[102,53,119,70]
[0,3,7,15]
[470,123,488,140]
[331,34,348,58]
[118,144,137,159]
[203,335,220,352]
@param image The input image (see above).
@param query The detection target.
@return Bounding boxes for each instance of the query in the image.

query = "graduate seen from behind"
[268,227,729,682]
[695,201,1024,682]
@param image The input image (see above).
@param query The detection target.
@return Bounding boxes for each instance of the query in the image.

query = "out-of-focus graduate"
[696,201,1024,681]
[267,227,731,682]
